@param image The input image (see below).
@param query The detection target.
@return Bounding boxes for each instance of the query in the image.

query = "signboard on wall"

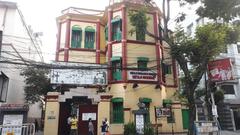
[194,121,219,133]
[2,115,23,135]
[128,70,157,81]
[135,114,144,134]
[82,113,96,121]
[155,107,171,117]
[50,62,107,85]
[208,58,233,81]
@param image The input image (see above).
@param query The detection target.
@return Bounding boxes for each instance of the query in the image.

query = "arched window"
[84,26,95,49]
[71,25,82,48]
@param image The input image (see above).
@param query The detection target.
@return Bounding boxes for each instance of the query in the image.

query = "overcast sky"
[5,0,184,62]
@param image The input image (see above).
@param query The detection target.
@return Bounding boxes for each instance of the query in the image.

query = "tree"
[20,66,54,104]
[184,0,240,22]
[169,24,239,135]
[128,1,240,135]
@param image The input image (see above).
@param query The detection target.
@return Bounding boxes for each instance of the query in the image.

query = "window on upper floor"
[137,57,149,70]
[111,18,122,41]
[162,63,172,75]
[105,25,108,41]
[111,56,122,81]
[71,25,82,48]
[84,26,95,49]
[237,45,240,54]
[111,98,124,123]
[220,85,235,95]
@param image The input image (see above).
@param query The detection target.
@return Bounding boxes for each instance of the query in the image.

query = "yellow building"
[44,1,189,135]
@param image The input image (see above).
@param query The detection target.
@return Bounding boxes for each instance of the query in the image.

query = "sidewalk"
[220,130,240,135]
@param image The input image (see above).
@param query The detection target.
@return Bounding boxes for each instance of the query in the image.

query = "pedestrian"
[101,120,107,135]
[88,118,94,135]
[104,118,109,132]
[34,119,39,133]
[105,118,111,135]
[70,115,78,135]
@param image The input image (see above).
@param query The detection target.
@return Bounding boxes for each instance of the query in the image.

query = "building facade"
[44,1,188,135]
[0,1,43,122]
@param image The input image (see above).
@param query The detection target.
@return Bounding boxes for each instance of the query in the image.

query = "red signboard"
[208,58,233,81]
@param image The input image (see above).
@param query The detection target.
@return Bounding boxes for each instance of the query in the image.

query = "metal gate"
[0,123,35,135]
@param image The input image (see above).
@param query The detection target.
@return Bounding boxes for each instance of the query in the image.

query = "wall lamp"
[132,83,139,89]
[155,84,161,89]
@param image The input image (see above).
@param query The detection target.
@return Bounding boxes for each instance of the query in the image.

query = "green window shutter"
[112,98,124,123]
[182,109,189,129]
[111,97,123,102]
[163,99,172,107]
[140,98,151,123]
[84,31,95,49]
[84,27,95,49]
[111,18,122,41]
[71,26,82,48]
[111,56,122,81]
[141,98,152,103]
[137,57,149,69]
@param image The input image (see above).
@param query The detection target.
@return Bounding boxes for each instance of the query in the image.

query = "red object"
[208,58,233,81]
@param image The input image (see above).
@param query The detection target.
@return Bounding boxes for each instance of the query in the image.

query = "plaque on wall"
[82,113,96,121]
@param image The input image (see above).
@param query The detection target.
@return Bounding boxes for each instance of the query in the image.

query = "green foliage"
[144,123,154,135]
[214,90,224,105]
[128,7,149,38]
[194,89,206,99]
[183,0,240,22]
[20,67,55,104]
[171,24,235,69]
[124,122,136,135]
[172,90,188,103]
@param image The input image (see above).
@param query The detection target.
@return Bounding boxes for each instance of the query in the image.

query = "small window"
[71,25,82,48]
[141,97,152,123]
[237,45,240,54]
[111,18,122,41]
[137,57,149,70]
[162,63,172,74]
[220,85,235,95]
[167,111,175,123]
[111,98,124,123]
[84,26,95,49]
[111,57,122,81]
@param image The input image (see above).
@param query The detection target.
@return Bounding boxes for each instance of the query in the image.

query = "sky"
[5,0,185,62]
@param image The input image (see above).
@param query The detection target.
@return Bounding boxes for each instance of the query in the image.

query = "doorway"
[233,109,240,130]
[78,104,98,135]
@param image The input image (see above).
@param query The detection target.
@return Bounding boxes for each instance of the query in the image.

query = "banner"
[208,58,233,81]
[128,70,157,81]
[50,62,107,85]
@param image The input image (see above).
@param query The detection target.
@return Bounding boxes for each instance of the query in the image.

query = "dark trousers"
[70,129,77,135]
